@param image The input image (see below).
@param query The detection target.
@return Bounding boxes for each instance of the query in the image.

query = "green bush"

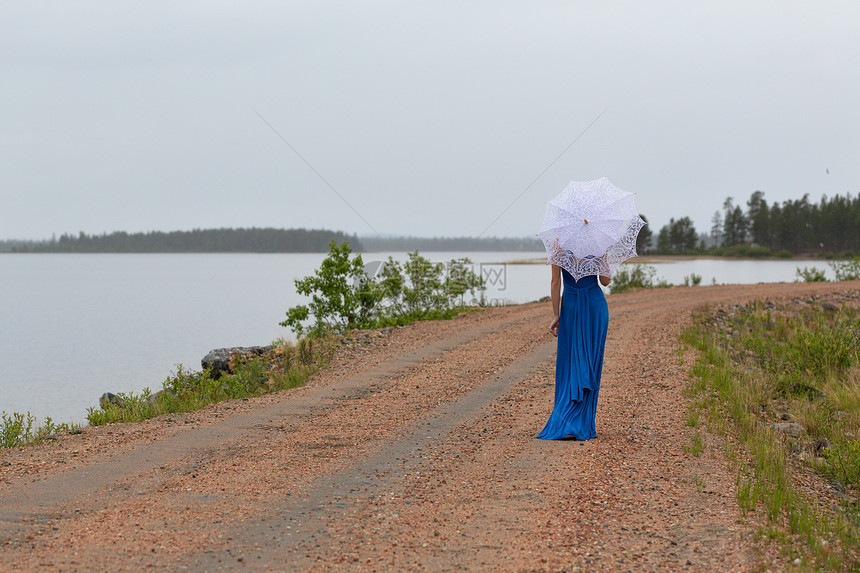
[683,273,703,286]
[280,241,380,337]
[1,411,34,448]
[795,266,828,282]
[822,440,860,489]
[829,257,860,281]
[610,264,663,293]
[1,411,78,448]
[281,241,485,336]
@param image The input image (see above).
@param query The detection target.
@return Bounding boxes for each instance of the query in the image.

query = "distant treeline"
[0,240,31,252]
[7,188,857,256]
[9,228,363,253]
[649,191,860,257]
[360,236,543,252]
[5,229,544,254]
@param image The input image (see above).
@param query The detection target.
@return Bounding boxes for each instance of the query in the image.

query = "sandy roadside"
[1,280,858,571]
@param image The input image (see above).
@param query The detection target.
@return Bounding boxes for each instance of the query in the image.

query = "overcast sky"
[2,1,858,241]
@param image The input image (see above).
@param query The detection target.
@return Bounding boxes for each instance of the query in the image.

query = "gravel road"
[2,281,858,572]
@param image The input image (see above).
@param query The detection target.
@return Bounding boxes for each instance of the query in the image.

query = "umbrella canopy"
[538,177,645,281]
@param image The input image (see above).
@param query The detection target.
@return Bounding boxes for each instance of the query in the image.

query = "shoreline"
[503,254,851,264]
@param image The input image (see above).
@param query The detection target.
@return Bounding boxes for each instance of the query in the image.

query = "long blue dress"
[536,271,609,440]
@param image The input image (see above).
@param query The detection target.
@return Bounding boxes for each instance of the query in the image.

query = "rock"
[99,392,124,409]
[774,422,806,438]
[147,389,176,405]
[790,382,826,400]
[812,438,831,454]
[822,302,839,312]
[202,346,268,379]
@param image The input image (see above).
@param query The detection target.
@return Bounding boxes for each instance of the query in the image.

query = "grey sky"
[2,1,858,241]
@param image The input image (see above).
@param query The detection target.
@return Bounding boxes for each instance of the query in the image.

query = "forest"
[8,228,363,253]
[646,191,860,257]
[3,228,542,253]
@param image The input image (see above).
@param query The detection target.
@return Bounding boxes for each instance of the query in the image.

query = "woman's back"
[536,269,609,440]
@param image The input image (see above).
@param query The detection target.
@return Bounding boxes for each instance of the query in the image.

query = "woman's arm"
[598,253,611,287]
[550,264,561,336]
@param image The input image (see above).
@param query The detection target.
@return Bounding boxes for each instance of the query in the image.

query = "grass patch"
[687,407,700,428]
[683,431,705,456]
[86,336,336,426]
[683,296,860,569]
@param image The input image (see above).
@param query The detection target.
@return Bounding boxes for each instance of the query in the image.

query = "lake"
[0,253,841,424]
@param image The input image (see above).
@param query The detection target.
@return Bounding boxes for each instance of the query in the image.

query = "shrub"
[1,411,34,448]
[610,264,661,293]
[683,273,703,286]
[795,266,827,282]
[829,257,860,281]
[280,241,379,337]
[822,440,860,489]
[1,411,78,448]
[281,242,485,336]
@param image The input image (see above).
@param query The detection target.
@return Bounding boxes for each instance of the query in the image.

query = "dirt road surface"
[2,281,858,572]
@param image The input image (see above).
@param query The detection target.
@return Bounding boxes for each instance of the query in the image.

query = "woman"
[535,263,610,440]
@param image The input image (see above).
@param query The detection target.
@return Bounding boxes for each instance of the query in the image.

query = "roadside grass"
[682,298,860,570]
[85,336,337,426]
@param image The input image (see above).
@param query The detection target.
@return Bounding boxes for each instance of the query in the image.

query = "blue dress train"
[536,272,609,440]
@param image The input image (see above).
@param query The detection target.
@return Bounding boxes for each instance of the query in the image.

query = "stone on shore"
[202,346,269,379]
[100,392,124,409]
[147,389,177,405]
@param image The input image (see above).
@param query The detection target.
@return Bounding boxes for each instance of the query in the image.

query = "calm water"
[0,253,839,424]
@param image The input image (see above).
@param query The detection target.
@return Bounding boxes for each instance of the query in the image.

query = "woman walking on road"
[536,263,610,440]
[535,177,644,440]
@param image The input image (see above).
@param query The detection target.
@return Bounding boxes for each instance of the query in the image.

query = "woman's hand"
[550,316,560,337]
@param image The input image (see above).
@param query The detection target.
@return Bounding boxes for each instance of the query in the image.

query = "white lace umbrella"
[538,177,646,281]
